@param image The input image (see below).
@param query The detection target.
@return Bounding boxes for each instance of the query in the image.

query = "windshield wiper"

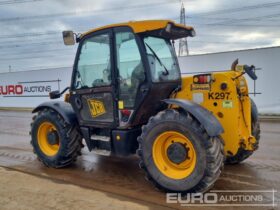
[144,42,169,76]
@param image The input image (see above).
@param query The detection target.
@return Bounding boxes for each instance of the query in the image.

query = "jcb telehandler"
[30,20,260,193]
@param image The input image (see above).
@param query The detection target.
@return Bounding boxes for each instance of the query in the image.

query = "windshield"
[143,36,180,82]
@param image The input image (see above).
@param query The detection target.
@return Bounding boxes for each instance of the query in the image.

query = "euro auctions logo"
[0,84,51,96]
[0,85,24,95]
[0,79,60,97]
[166,190,277,207]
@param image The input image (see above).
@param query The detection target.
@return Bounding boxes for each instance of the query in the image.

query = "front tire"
[30,109,83,168]
[137,109,224,193]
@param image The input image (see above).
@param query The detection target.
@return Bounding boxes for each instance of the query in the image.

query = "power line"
[0,25,91,39]
[0,41,61,49]
[0,12,278,55]
[211,12,280,25]
[0,24,91,40]
[0,19,279,48]
[0,65,72,73]
[0,22,278,48]
[0,31,59,39]
[191,1,280,17]
[190,22,280,27]
[0,47,75,57]
[187,15,280,22]
[0,0,178,22]
[0,21,278,40]
[1,15,279,41]
[189,40,271,45]
[0,2,279,40]
[171,16,280,27]
[0,1,279,25]
[0,53,73,61]
[0,37,61,46]
[0,0,43,5]
[0,38,269,60]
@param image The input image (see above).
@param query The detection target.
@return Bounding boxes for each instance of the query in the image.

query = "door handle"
[140,87,148,93]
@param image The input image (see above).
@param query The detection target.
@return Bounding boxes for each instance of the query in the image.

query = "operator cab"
[63,20,195,129]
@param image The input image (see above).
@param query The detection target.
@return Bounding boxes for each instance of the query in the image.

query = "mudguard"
[163,99,224,137]
[32,101,77,125]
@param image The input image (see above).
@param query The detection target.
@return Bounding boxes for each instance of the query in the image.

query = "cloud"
[187,0,220,14]
[227,32,267,41]
[0,0,279,72]
[272,38,280,46]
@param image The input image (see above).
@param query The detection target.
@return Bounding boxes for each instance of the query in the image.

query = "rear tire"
[30,109,83,168]
[225,98,260,164]
[137,109,224,193]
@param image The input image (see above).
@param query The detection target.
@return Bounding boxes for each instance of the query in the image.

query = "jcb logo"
[88,99,106,117]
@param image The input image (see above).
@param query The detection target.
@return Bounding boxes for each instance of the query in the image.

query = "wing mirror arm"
[49,87,69,99]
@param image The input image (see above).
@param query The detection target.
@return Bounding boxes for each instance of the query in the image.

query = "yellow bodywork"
[72,20,254,158]
[175,69,256,157]
[81,20,193,38]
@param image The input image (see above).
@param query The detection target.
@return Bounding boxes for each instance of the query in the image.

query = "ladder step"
[92,149,111,156]
[91,135,110,142]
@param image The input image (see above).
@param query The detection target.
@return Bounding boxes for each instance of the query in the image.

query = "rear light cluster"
[193,74,212,84]
[120,109,132,122]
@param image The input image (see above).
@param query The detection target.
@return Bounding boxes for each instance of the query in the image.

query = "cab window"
[143,36,180,82]
[116,31,145,108]
[74,33,111,89]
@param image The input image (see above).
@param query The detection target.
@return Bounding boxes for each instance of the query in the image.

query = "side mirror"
[244,65,258,80]
[49,90,61,99]
[62,31,75,45]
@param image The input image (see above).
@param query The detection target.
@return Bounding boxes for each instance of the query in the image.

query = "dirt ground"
[0,167,164,210]
[0,111,279,209]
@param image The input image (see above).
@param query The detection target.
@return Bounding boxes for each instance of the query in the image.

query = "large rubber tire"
[225,98,261,164]
[30,108,83,168]
[137,109,224,193]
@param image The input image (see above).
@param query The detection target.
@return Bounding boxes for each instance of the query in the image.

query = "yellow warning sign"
[191,84,210,91]
[118,100,124,109]
[87,99,106,117]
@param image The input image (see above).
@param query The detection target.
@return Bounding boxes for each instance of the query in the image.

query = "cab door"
[69,29,118,128]
[113,27,147,126]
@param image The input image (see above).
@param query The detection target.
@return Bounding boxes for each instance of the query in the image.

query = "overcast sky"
[0,0,279,73]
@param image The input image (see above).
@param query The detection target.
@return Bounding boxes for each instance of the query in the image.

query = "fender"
[163,99,224,137]
[32,101,77,125]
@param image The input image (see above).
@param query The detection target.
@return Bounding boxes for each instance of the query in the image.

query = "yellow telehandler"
[30,20,260,193]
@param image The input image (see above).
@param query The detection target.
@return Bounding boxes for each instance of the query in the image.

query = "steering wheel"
[244,65,258,80]
[92,79,104,86]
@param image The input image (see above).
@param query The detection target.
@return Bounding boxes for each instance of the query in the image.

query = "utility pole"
[9,65,11,72]
[178,1,189,56]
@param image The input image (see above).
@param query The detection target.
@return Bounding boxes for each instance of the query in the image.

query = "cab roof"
[81,20,194,39]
